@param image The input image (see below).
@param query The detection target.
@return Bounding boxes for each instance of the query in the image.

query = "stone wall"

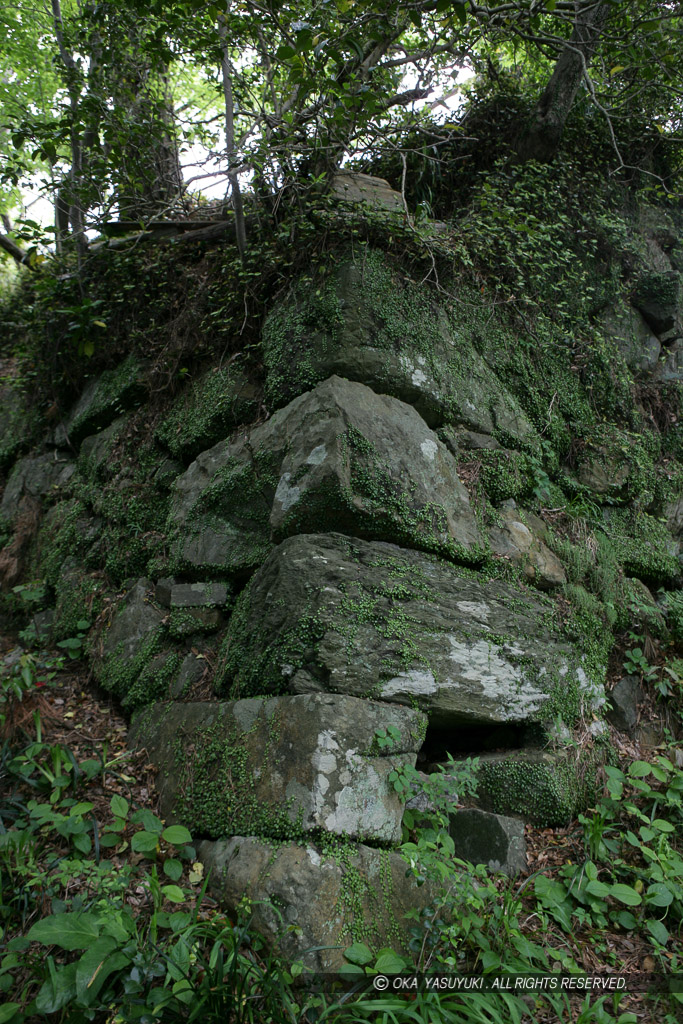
[1,179,681,965]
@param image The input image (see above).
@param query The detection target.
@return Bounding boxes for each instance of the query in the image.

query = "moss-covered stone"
[59,355,147,447]
[156,363,261,462]
[216,532,604,727]
[463,746,607,826]
[262,251,537,444]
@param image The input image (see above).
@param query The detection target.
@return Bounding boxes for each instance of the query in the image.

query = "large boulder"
[198,836,440,971]
[262,254,537,443]
[130,694,426,844]
[167,375,483,575]
[217,533,603,727]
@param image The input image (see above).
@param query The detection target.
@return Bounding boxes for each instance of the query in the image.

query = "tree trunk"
[517,0,610,163]
[0,232,32,269]
[218,4,247,259]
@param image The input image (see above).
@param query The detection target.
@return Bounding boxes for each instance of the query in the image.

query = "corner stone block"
[197,836,441,971]
[167,374,483,574]
[129,693,427,845]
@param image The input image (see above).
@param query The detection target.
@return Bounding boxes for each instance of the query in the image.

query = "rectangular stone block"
[130,693,426,845]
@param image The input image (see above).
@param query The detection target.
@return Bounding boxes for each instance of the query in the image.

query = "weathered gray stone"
[262,255,538,443]
[0,366,34,469]
[102,579,163,663]
[130,693,425,844]
[168,375,483,574]
[603,302,661,374]
[218,533,603,727]
[169,652,206,698]
[198,836,440,970]
[57,355,147,446]
[632,271,681,336]
[1,453,74,521]
[449,808,527,876]
[487,507,566,589]
[606,676,642,733]
[331,172,404,214]
[168,582,230,607]
[168,605,223,637]
[94,579,166,707]
[77,417,128,480]
[665,494,683,538]
[156,363,261,462]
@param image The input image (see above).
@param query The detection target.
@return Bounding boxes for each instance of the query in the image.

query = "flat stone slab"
[168,375,483,574]
[217,533,603,727]
[198,836,440,971]
[449,809,527,876]
[130,693,426,844]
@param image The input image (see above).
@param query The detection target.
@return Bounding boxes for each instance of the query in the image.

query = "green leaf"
[163,858,183,881]
[161,824,192,846]
[651,818,674,833]
[646,883,673,908]
[28,912,102,950]
[0,1006,20,1024]
[646,919,669,945]
[609,883,642,907]
[344,942,373,966]
[35,962,78,1013]
[75,936,118,1001]
[586,879,610,899]
[131,830,159,853]
[616,910,637,930]
[629,761,652,778]
[374,950,408,973]
[110,795,128,819]
[161,885,186,904]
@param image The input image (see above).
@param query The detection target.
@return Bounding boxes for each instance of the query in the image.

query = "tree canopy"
[0,0,681,264]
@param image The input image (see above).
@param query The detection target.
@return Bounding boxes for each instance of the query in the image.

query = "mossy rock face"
[602,300,661,375]
[77,416,129,482]
[217,532,604,727]
[262,252,537,444]
[57,355,147,447]
[632,270,681,336]
[461,747,606,826]
[156,363,261,462]
[93,578,168,710]
[1,453,75,523]
[487,506,566,590]
[199,836,441,971]
[167,375,484,575]
[52,559,108,642]
[0,371,38,470]
[565,425,660,506]
[130,693,426,844]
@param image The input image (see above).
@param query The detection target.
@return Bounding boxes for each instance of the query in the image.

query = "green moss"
[171,713,304,841]
[69,354,146,444]
[474,746,607,826]
[125,650,182,711]
[156,363,259,462]
[475,449,534,502]
[53,565,107,641]
[96,627,167,711]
